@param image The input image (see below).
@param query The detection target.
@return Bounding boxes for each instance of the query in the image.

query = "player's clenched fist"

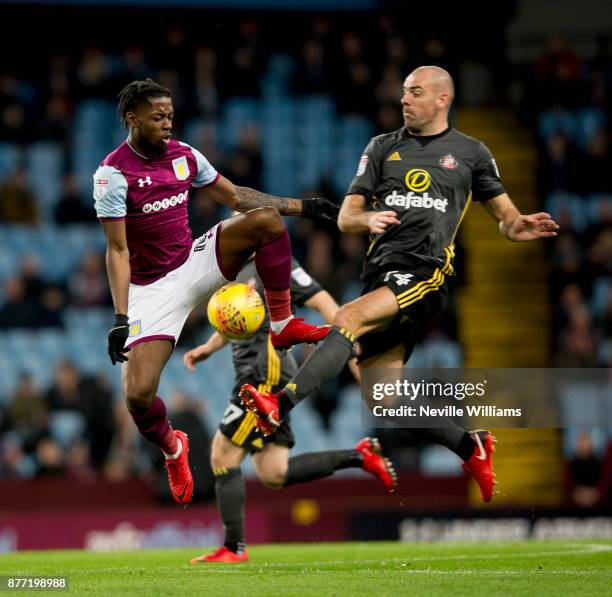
[107,314,131,365]
[367,211,401,234]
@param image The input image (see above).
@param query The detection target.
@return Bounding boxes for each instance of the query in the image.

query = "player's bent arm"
[338,194,371,234]
[481,193,559,242]
[183,332,229,371]
[338,195,400,235]
[202,175,302,215]
[101,220,130,315]
[203,331,229,353]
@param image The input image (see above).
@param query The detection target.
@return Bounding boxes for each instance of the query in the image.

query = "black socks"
[283,449,362,486]
[280,326,356,417]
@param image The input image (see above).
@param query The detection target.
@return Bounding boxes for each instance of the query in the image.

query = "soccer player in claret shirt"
[241,66,560,503]
[93,79,336,506]
[183,257,396,563]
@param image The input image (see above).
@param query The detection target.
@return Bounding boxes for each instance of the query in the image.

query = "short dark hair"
[117,79,172,128]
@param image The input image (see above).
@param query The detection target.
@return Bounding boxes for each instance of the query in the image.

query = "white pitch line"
[17,542,611,575]
[397,570,605,576]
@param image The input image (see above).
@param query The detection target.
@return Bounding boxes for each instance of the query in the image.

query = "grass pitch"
[2,540,611,596]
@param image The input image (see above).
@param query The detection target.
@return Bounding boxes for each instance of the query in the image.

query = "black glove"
[302,197,339,224]
[108,314,130,365]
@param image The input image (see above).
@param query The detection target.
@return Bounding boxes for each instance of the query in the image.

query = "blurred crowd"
[527,34,612,506]
[529,35,611,369]
[0,14,609,508]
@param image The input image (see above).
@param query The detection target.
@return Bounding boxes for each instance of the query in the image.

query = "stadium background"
[0,0,610,550]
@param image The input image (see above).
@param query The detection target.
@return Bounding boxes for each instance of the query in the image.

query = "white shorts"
[125,222,230,349]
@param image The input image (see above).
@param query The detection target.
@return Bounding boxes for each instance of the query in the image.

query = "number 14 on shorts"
[385,271,413,286]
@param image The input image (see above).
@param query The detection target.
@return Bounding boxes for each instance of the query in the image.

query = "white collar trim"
[127,138,149,160]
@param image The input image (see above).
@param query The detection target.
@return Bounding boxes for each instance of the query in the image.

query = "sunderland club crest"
[439,154,458,169]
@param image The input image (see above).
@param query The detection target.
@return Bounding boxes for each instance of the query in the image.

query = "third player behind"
[184,257,396,563]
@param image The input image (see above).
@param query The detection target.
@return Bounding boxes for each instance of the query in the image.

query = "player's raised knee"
[247,206,285,241]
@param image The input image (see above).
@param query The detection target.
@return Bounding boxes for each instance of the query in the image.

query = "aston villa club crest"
[172,156,190,180]
[439,154,458,169]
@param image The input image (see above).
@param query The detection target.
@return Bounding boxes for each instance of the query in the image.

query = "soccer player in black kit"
[183,258,395,563]
[241,66,559,502]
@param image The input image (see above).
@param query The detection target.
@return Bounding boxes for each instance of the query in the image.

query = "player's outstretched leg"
[217,208,329,349]
[254,440,396,492]
[239,326,358,433]
[125,341,193,505]
[240,288,397,431]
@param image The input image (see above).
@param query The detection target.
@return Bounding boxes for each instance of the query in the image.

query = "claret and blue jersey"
[93,138,219,285]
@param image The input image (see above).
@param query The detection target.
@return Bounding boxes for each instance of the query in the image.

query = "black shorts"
[357,261,450,364]
[219,345,296,453]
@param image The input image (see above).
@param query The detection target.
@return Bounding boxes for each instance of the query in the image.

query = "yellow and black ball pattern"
[207,282,265,341]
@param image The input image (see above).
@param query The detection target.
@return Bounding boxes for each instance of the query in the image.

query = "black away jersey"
[346,126,505,281]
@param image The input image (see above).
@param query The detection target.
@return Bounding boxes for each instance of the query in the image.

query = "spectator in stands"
[536,130,573,196]
[35,437,65,477]
[46,361,114,470]
[46,360,83,413]
[572,127,612,195]
[0,167,38,226]
[224,125,262,189]
[0,102,28,143]
[188,188,223,238]
[327,30,367,110]
[39,93,73,145]
[0,433,35,480]
[6,373,48,452]
[292,40,330,95]
[75,45,112,100]
[65,438,96,483]
[20,255,45,308]
[103,402,140,482]
[78,374,115,470]
[37,286,66,329]
[114,45,153,92]
[569,431,602,508]
[193,46,219,119]
[0,276,35,329]
[68,251,110,308]
[557,304,600,367]
[54,173,96,225]
[533,34,584,109]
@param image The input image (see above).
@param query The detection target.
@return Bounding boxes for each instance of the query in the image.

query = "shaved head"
[401,65,455,135]
[409,66,455,103]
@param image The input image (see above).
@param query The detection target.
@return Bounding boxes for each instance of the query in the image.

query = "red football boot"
[355,437,397,492]
[239,384,280,436]
[270,317,330,349]
[191,546,249,564]
[164,430,193,505]
[462,430,497,503]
